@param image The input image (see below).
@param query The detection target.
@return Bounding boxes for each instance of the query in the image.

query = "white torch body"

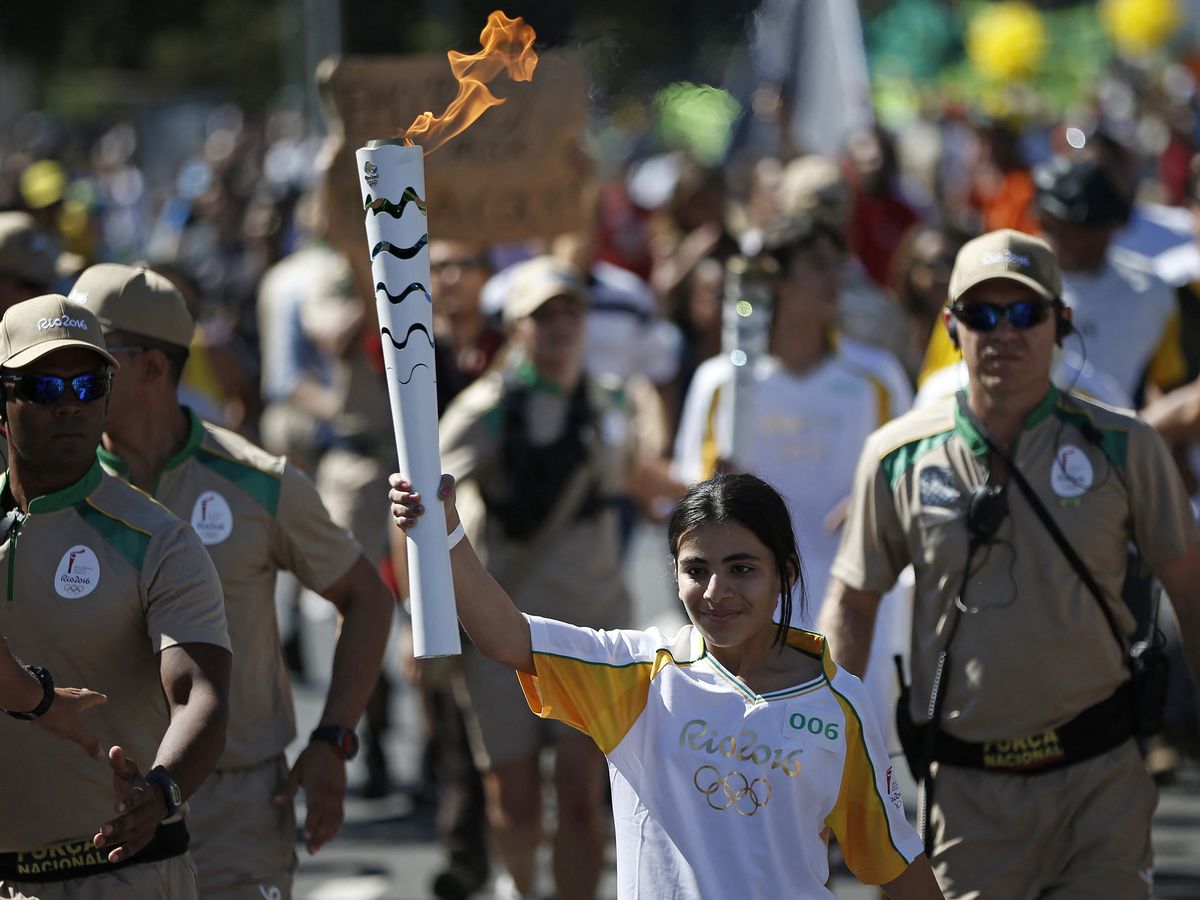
[356,140,460,658]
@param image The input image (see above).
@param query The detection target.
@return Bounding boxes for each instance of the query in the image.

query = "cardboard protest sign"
[318,51,594,247]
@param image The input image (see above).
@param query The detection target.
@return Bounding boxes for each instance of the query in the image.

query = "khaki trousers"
[187,755,295,900]
[929,740,1157,899]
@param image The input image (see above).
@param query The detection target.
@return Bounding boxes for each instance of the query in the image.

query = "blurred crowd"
[6,48,1200,897]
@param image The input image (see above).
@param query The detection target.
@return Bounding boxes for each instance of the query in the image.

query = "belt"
[904,680,1134,776]
[0,820,189,884]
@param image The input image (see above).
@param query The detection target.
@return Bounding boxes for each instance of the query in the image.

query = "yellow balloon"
[967,2,1048,83]
[1100,0,1181,57]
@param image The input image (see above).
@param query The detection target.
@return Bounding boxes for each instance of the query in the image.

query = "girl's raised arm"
[388,473,534,674]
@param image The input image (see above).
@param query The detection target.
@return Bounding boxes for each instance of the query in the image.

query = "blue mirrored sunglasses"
[1,372,112,405]
[950,300,1054,332]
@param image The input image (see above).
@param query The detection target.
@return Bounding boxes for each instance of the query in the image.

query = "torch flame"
[402,10,538,155]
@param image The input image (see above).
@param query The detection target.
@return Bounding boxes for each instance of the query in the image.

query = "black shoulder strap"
[954,391,1130,660]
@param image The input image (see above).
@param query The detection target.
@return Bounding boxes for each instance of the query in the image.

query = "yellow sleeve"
[517,619,658,754]
[699,384,723,480]
[824,691,914,885]
[1146,310,1187,391]
[870,375,891,428]
[917,320,961,387]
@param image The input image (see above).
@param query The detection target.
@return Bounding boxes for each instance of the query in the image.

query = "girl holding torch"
[431,255,636,900]
[388,468,943,899]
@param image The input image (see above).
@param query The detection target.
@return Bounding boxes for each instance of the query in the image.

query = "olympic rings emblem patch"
[693,764,772,816]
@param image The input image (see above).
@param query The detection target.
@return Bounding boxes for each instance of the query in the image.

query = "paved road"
[281,523,1200,899]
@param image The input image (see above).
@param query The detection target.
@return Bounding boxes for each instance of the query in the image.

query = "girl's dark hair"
[667,473,805,647]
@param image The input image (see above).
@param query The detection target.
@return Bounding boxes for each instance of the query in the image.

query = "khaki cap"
[948,229,1062,305]
[0,294,118,370]
[504,256,588,324]
[777,155,851,229]
[68,263,194,348]
[0,212,60,288]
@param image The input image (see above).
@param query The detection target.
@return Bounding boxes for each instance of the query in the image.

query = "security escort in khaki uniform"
[0,295,231,900]
[69,264,394,900]
[820,230,1200,899]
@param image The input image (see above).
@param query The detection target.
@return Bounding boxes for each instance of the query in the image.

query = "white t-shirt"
[1060,249,1180,399]
[483,259,683,384]
[1113,202,1196,285]
[837,335,915,414]
[673,352,904,622]
[584,260,682,385]
[519,616,922,900]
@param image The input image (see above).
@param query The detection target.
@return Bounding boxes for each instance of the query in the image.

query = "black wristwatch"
[146,765,184,819]
[310,725,359,761]
[5,665,54,721]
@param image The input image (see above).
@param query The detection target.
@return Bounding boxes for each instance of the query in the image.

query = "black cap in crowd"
[1034,156,1130,227]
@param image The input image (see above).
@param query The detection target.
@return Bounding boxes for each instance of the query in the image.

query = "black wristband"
[310,725,359,761]
[5,665,54,721]
[146,765,184,819]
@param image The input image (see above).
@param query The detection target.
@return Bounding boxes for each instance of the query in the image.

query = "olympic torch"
[355,141,458,658]
[721,255,777,470]
[351,11,538,657]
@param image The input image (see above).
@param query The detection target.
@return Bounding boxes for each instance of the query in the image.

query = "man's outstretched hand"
[36,687,107,760]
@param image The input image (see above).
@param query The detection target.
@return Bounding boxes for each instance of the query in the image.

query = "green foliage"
[866,0,1114,127]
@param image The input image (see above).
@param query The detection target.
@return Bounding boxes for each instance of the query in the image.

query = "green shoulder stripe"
[195,448,281,515]
[880,429,954,490]
[531,650,654,672]
[75,500,152,571]
[1051,405,1129,468]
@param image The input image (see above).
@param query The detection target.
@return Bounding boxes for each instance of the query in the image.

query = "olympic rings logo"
[692,764,772,816]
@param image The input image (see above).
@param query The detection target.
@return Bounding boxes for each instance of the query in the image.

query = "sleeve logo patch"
[919,466,962,509]
[55,545,100,598]
[191,491,233,545]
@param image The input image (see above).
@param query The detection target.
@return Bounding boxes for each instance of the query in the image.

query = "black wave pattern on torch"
[363,188,428,218]
[371,235,429,260]
[389,362,433,385]
[381,323,436,385]
[381,323,435,352]
[377,282,432,304]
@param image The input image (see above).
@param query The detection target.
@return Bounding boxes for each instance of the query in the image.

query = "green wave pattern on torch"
[371,235,429,260]
[363,188,428,218]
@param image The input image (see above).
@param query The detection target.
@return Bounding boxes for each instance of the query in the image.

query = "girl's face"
[675,521,781,651]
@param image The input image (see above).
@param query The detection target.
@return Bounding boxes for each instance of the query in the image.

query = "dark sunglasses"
[950,300,1054,332]
[1,372,112,405]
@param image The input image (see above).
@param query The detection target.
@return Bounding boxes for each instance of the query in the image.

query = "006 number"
[788,713,839,741]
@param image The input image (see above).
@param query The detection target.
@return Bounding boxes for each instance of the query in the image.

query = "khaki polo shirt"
[99,411,361,769]
[440,362,634,629]
[831,388,1198,742]
[0,462,229,852]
